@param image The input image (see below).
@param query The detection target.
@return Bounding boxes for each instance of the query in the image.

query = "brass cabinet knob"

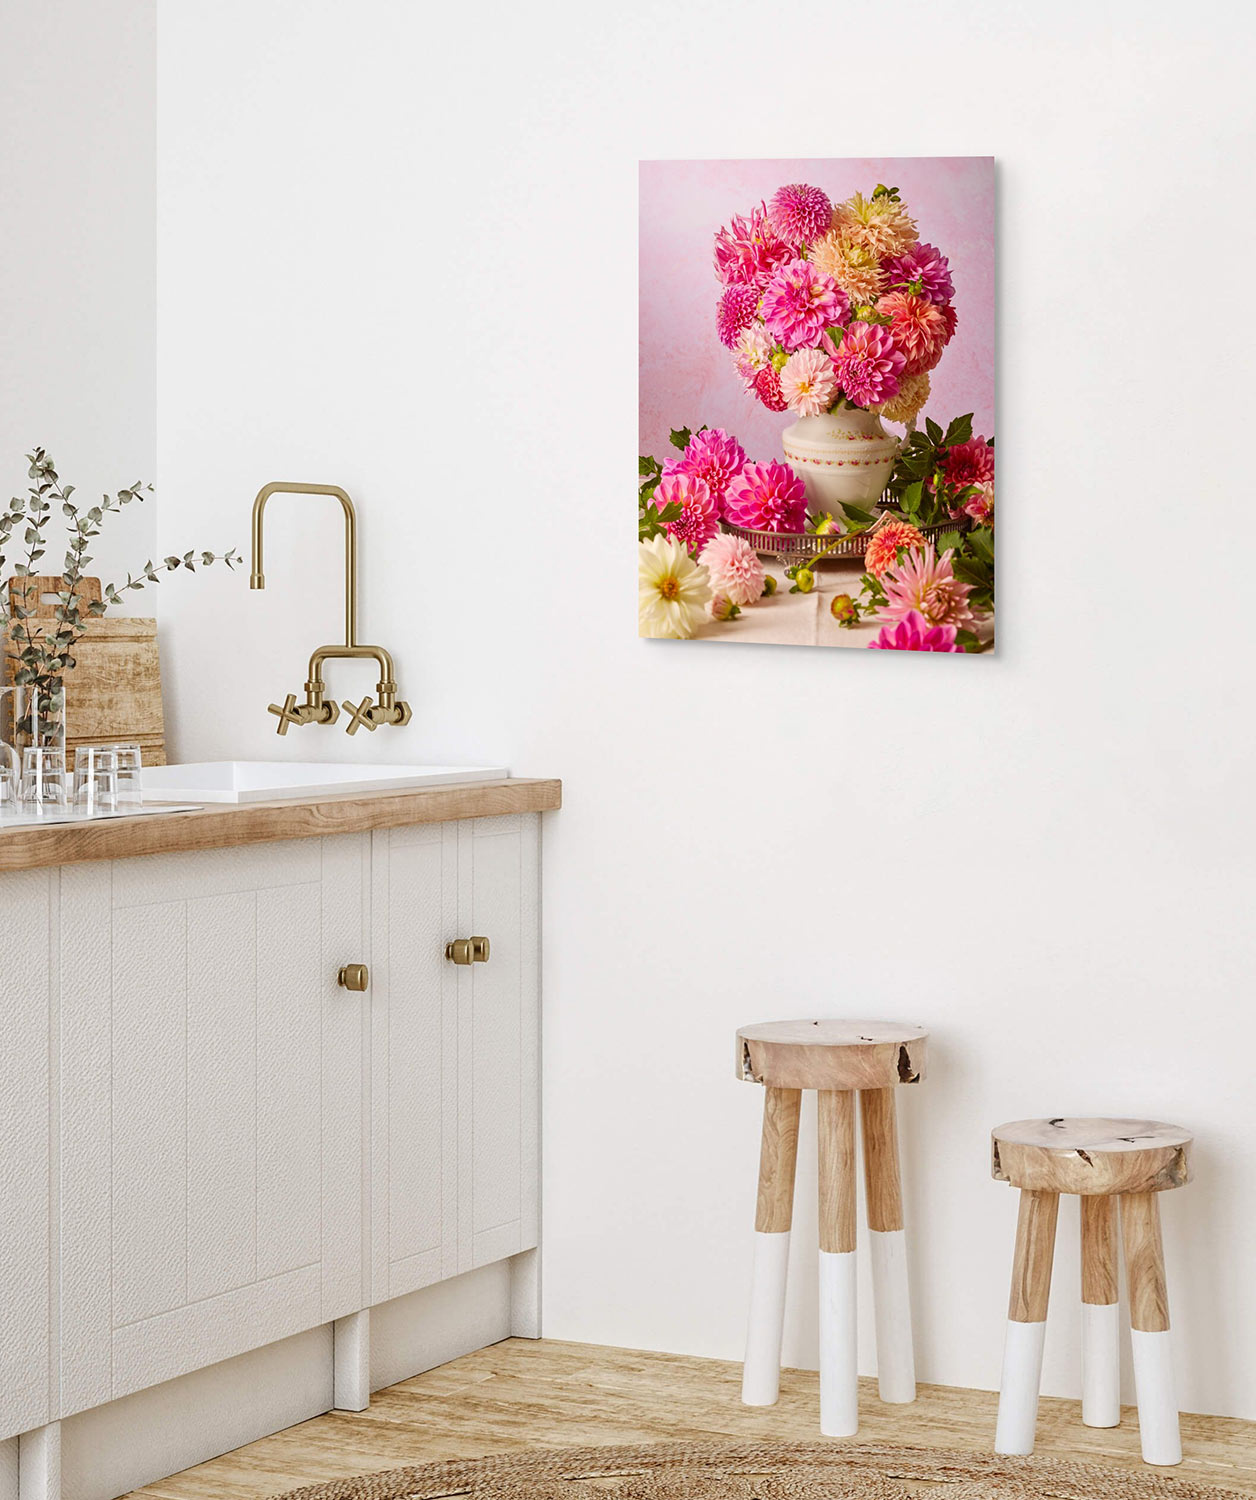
[445,936,490,966]
[338,963,369,991]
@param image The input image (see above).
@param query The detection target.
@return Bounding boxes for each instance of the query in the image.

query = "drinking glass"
[97,741,143,807]
[73,747,119,817]
[0,763,19,821]
[21,745,68,814]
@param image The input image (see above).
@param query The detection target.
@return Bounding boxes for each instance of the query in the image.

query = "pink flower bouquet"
[713,184,958,425]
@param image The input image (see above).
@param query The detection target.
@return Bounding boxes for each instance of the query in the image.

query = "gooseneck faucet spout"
[248,481,411,735]
[250,481,358,648]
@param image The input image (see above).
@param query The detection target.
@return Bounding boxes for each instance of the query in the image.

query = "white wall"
[0,0,156,594]
[155,0,1256,1419]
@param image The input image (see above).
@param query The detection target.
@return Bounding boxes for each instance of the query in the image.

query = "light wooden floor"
[129,1339,1256,1499]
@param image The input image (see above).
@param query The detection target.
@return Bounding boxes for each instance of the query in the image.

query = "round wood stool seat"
[990,1115,1194,1469]
[992,1118,1192,1197]
[736,1018,928,1091]
[735,1017,928,1438]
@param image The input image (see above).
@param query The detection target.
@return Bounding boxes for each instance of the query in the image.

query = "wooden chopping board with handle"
[4,576,167,765]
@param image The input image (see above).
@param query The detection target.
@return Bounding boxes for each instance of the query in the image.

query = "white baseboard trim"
[54,1259,519,1500]
[61,1326,331,1500]
[370,1260,512,1392]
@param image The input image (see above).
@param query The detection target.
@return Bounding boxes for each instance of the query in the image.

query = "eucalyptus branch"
[3,449,237,716]
[99,549,240,613]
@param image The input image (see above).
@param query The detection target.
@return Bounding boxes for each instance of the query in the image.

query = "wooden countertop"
[0,777,562,873]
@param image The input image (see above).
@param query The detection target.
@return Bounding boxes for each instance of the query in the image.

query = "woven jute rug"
[273,1440,1252,1499]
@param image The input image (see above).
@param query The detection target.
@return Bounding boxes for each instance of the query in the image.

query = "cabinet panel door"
[458,814,539,1272]
[59,835,368,1414]
[369,824,459,1303]
[0,870,55,1442]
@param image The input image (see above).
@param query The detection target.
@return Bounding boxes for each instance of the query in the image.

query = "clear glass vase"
[0,686,19,819]
[14,677,68,758]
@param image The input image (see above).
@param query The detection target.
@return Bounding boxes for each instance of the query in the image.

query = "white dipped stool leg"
[1081,1195,1121,1428]
[819,1247,858,1436]
[860,1088,916,1403]
[994,1189,1059,1456]
[1122,1192,1182,1466]
[818,1089,859,1436]
[742,1087,800,1406]
[743,1230,792,1405]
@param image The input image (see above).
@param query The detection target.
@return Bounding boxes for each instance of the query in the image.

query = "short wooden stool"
[736,1019,927,1436]
[991,1117,1193,1466]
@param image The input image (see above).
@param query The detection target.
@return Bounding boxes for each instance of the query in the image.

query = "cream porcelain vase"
[782,406,900,520]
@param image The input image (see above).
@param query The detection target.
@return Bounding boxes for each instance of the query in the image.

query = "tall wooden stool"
[737,1019,927,1437]
[991,1117,1193,1466]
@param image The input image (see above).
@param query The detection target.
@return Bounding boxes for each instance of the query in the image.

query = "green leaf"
[942,413,974,448]
[840,502,877,529]
[969,526,995,563]
[925,417,944,446]
[668,427,692,451]
[638,454,661,477]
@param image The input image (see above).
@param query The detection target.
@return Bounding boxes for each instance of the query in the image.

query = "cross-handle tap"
[343,693,413,735]
[268,681,341,735]
[250,481,411,735]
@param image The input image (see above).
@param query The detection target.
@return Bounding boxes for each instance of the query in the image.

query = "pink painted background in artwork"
[639,157,994,465]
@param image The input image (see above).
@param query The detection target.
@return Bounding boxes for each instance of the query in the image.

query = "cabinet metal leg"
[18,1423,60,1500]
[333,1309,371,1411]
[510,1247,542,1338]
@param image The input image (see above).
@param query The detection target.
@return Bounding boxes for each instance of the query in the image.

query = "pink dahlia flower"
[942,437,994,491]
[732,323,773,384]
[831,321,905,408]
[662,427,747,511]
[713,202,795,291]
[863,518,926,579]
[878,290,953,376]
[699,531,767,607]
[761,258,850,352]
[649,472,720,556]
[868,609,961,652]
[752,364,788,413]
[780,346,838,417]
[962,481,994,525]
[717,284,758,349]
[724,461,807,533]
[880,546,978,631]
[767,183,832,246]
[881,241,954,305]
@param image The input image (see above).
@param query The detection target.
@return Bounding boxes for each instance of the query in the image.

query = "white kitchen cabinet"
[57,835,369,1415]
[459,815,539,1271]
[0,799,545,1488]
[368,814,539,1303]
[0,871,57,1442]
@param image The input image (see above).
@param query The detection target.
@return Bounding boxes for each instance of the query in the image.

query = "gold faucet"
[249,481,412,735]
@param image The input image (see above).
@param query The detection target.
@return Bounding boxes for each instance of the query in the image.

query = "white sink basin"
[141,760,510,804]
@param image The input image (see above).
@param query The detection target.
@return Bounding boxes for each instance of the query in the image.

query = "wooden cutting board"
[4,576,167,765]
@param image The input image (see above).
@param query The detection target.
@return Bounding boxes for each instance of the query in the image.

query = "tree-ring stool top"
[736,1019,928,1092]
[991,1118,1193,1197]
